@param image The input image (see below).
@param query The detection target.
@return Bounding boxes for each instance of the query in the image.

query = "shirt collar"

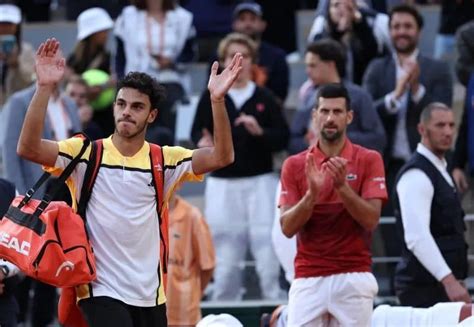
[416,143,448,171]
[393,48,420,68]
[310,138,353,165]
[104,135,150,159]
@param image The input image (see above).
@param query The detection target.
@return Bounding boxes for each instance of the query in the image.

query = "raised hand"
[35,38,65,87]
[306,153,326,199]
[208,53,243,102]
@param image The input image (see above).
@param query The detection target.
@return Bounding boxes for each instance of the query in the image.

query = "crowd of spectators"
[0,0,474,326]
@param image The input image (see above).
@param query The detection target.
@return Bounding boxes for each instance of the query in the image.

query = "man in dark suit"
[362,4,452,216]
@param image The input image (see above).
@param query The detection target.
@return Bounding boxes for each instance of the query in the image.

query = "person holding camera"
[0,4,35,107]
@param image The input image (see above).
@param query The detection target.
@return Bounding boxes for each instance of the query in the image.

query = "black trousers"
[80,296,168,327]
[16,277,57,327]
[397,283,450,308]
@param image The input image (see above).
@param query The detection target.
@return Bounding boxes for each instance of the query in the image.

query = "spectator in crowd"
[289,39,386,155]
[166,193,215,326]
[114,0,197,144]
[67,7,115,135]
[308,0,391,84]
[452,22,474,212]
[433,0,474,60]
[279,83,387,326]
[1,61,81,327]
[231,2,289,102]
[452,21,474,212]
[394,103,470,307]
[191,33,289,301]
[0,178,21,327]
[64,75,104,140]
[2,85,81,195]
[67,7,113,76]
[181,0,239,62]
[0,3,35,107]
[362,4,452,215]
[455,20,474,87]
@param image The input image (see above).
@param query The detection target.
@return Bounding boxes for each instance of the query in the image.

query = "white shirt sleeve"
[411,84,426,104]
[1,259,20,277]
[396,168,452,281]
[384,92,402,113]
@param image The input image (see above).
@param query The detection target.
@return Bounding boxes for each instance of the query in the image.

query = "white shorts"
[288,272,378,327]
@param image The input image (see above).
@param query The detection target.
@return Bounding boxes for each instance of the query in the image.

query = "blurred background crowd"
[0,0,474,326]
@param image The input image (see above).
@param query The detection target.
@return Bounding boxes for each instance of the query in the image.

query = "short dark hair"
[306,39,346,79]
[389,4,424,29]
[117,72,166,110]
[315,83,351,111]
[419,102,451,123]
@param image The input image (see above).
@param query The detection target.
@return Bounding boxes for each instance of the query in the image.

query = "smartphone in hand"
[0,35,17,56]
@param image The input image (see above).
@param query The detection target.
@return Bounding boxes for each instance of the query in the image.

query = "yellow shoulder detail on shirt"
[43,137,92,176]
[163,146,203,182]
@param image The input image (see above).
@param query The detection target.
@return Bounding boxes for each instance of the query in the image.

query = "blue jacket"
[1,85,82,196]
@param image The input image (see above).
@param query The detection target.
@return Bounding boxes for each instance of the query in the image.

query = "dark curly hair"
[117,72,166,110]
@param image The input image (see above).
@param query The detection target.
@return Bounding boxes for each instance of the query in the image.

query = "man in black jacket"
[192,33,289,301]
[230,2,289,102]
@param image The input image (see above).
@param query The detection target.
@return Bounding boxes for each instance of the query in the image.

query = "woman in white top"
[114,0,196,144]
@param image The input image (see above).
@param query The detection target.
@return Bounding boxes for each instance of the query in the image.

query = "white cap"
[0,4,21,24]
[197,314,243,327]
[77,7,113,41]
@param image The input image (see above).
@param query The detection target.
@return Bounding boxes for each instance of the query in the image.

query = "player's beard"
[321,126,342,142]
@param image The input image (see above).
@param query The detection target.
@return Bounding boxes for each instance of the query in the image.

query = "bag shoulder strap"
[149,143,169,284]
[20,133,91,211]
[149,143,164,215]
[77,139,104,218]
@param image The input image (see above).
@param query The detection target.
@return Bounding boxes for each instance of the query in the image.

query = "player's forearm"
[17,85,54,159]
[280,191,316,238]
[210,98,234,167]
[337,183,379,231]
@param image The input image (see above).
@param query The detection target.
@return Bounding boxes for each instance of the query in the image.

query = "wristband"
[0,264,9,278]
